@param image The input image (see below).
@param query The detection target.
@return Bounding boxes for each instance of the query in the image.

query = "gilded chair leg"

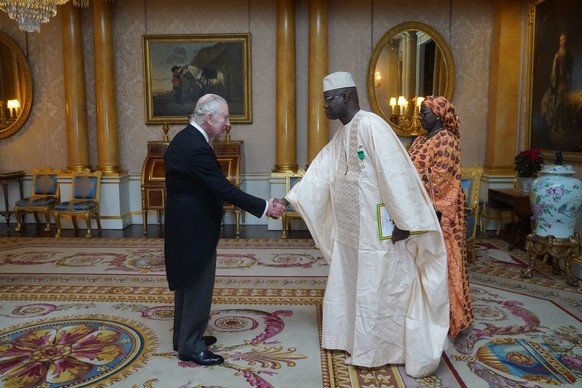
[474,211,480,239]
[43,211,51,232]
[95,212,102,230]
[54,214,62,238]
[281,215,287,239]
[85,213,91,237]
[235,209,240,236]
[143,210,148,235]
[72,216,79,230]
[85,214,92,238]
[14,209,22,232]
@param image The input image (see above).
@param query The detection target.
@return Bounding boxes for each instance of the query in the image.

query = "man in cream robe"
[282,72,449,377]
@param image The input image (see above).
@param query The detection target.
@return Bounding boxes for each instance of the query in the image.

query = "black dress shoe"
[173,336,217,351]
[178,350,224,366]
[203,336,217,347]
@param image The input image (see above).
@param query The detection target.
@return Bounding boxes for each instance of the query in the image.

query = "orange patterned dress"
[409,129,474,337]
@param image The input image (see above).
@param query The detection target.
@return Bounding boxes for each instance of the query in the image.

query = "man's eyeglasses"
[324,94,345,103]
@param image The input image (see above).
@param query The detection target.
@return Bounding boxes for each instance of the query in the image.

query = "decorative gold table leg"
[522,233,580,287]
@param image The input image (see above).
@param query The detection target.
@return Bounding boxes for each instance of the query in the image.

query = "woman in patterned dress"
[408,95,474,338]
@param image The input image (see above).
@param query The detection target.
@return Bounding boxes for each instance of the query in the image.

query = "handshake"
[266,198,290,219]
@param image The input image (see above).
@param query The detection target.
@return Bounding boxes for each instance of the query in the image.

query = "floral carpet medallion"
[0,237,581,387]
[0,315,156,387]
[437,240,581,388]
[174,308,318,386]
[0,238,326,387]
[448,287,580,386]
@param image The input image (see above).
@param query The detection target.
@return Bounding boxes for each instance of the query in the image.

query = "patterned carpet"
[0,237,580,387]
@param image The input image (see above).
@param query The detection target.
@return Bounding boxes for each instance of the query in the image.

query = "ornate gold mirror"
[367,22,455,137]
[0,31,33,139]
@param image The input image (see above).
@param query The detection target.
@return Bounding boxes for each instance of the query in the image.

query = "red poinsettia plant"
[514,148,544,177]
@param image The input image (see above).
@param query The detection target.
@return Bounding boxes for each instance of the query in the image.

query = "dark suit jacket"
[164,124,266,290]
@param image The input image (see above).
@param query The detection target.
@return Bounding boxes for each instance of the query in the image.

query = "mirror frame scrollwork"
[367,21,455,137]
[0,31,33,140]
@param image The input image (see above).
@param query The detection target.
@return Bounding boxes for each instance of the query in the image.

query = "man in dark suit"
[164,94,285,366]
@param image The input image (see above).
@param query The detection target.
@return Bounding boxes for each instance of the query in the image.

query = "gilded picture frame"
[0,32,33,140]
[527,0,582,162]
[143,33,252,124]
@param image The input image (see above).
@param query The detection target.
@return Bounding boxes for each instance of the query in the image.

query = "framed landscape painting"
[528,0,582,162]
[143,33,252,124]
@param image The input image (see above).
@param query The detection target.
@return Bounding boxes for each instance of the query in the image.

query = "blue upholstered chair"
[281,168,306,239]
[54,169,102,238]
[14,167,61,232]
[461,166,484,261]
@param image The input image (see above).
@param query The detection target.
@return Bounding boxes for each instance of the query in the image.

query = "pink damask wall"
[0,0,495,175]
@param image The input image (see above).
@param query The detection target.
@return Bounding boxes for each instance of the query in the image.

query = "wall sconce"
[374,71,382,88]
[7,99,20,119]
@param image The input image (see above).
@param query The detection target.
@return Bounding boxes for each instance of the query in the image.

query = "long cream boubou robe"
[286,111,450,377]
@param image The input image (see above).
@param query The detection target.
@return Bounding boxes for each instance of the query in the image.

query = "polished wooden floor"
[0,221,312,240]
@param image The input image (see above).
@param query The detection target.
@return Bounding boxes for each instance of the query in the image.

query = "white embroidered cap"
[323,71,356,92]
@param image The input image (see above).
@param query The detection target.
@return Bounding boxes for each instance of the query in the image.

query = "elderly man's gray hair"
[190,94,226,125]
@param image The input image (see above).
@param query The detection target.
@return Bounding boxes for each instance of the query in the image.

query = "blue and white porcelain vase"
[530,164,582,238]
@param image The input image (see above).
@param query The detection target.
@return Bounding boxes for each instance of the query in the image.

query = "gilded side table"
[0,170,25,225]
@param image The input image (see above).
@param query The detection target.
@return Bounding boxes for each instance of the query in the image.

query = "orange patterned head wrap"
[422,95,460,139]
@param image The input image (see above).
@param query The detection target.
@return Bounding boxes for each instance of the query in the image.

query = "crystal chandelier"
[0,1,109,33]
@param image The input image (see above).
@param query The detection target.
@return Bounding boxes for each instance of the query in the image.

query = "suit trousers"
[173,252,217,354]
